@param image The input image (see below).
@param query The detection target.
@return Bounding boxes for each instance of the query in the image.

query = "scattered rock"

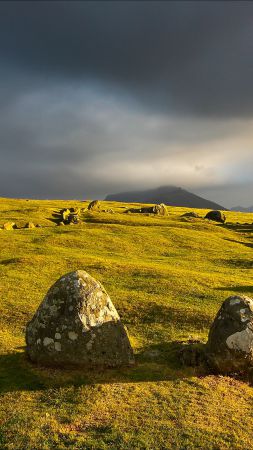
[125,203,168,216]
[26,270,134,368]
[36,224,42,228]
[153,203,167,216]
[204,210,226,223]
[57,222,65,226]
[25,222,35,229]
[3,222,17,230]
[52,208,80,225]
[206,295,253,373]
[181,212,201,218]
[88,200,100,211]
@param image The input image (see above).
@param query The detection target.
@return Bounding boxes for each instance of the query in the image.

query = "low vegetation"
[1,197,253,449]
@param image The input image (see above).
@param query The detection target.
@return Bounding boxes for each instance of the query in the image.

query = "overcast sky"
[0,1,252,207]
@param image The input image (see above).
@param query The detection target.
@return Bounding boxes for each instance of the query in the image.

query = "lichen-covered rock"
[26,270,134,368]
[3,222,17,230]
[88,200,100,211]
[153,203,167,216]
[207,295,253,373]
[25,222,35,229]
[205,210,226,223]
[125,203,167,216]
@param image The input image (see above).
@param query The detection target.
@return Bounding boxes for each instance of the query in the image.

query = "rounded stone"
[26,270,134,368]
[207,295,253,373]
[204,210,226,223]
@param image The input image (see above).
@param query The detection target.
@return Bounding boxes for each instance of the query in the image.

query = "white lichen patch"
[226,327,253,353]
[55,342,62,351]
[36,338,41,345]
[230,297,241,306]
[43,337,54,346]
[68,331,78,341]
[55,333,61,340]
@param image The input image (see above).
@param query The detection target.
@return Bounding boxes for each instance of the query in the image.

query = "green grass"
[1,197,253,449]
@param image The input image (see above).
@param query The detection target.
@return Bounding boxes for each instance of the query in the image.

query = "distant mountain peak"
[105,185,227,210]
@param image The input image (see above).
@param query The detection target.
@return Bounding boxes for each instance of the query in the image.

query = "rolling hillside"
[0,197,253,449]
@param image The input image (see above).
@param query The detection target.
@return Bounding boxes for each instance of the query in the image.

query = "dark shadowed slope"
[105,186,227,210]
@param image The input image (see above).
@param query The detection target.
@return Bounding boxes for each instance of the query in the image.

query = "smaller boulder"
[36,224,42,228]
[25,222,35,229]
[57,222,65,226]
[153,203,167,216]
[88,200,100,211]
[207,295,253,373]
[3,222,17,230]
[125,203,167,216]
[205,210,226,223]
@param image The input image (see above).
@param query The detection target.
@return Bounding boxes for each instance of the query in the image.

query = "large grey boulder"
[207,295,253,373]
[26,270,134,368]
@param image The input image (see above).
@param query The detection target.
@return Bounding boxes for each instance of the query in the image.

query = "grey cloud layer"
[1,1,253,117]
[0,2,252,205]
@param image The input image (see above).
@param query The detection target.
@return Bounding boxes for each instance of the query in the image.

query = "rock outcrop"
[126,203,167,216]
[181,212,201,218]
[25,222,35,229]
[26,270,134,368]
[207,295,253,373]
[88,200,100,211]
[3,222,17,230]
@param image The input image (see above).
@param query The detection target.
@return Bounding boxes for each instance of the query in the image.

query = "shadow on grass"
[224,223,253,234]
[0,258,21,265]
[0,341,205,393]
[223,237,253,249]
[219,258,253,269]
[0,352,45,393]
[216,285,253,294]
[119,302,211,330]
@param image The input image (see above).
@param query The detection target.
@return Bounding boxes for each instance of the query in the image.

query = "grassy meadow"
[1,197,253,449]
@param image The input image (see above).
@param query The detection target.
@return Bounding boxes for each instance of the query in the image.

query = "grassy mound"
[1,197,253,449]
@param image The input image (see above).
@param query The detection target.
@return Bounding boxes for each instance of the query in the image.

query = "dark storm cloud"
[0,1,253,205]
[0,1,253,117]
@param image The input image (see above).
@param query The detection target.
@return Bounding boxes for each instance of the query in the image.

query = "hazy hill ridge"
[231,206,253,213]
[105,186,227,210]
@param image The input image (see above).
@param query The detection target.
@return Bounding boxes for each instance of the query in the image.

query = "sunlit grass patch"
[1,197,253,448]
